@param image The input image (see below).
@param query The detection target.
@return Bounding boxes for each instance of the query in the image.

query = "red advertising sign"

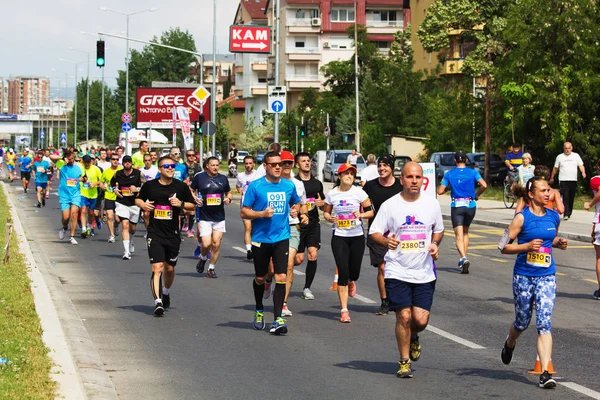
[229,25,271,54]
[136,87,211,129]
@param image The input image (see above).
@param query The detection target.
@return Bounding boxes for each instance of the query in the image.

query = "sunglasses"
[160,164,177,169]
[186,153,195,157]
[282,161,294,165]
[171,152,181,156]
[111,158,119,161]
[123,160,132,163]
[267,162,283,168]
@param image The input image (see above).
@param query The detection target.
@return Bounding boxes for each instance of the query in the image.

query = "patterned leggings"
[512,274,556,335]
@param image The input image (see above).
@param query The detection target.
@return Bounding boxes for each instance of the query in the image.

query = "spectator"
[550,142,586,220]
[361,154,379,185]
[505,142,523,172]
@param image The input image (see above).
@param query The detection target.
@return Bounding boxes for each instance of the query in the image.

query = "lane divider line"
[560,382,600,399]
[425,325,486,349]
[353,294,377,304]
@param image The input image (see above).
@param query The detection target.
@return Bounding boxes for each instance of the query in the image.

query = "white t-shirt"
[97,160,110,171]
[288,177,306,224]
[361,164,379,183]
[236,170,257,205]
[347,153,360,165]
[325,185,369,237]
[142,166,159,182]
[554,152,583,182]
[255,164,266,179]
[369,194,444,284]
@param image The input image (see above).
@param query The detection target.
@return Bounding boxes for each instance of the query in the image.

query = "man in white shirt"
[550,142,586,220]
[369,161,444,379]
[236,155,258,259]
[361,154,379,185]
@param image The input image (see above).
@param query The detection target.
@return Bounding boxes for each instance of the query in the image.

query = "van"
[310,150,327,181]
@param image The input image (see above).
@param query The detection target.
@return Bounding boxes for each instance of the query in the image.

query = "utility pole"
[273,0,281,143]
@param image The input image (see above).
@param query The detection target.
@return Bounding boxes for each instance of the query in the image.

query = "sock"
[62,225,67,230]
[304,260,317,289]
[155,298,163,305]
[130,231,135,240]
[253,278,265,310]
[123,240,130,253]
[341,308,348,312]
[246,244,251,251]
[273,282,286,319]
[150,272,162,300]
[208,263,215,270]
[162,287,170,295]
[201,253,208,261]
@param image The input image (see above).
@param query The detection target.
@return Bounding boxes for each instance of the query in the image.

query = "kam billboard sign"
[136,87,211,129]
[229,25,271,54]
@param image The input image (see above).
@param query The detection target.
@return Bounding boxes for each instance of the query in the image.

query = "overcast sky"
[0,0,240,92]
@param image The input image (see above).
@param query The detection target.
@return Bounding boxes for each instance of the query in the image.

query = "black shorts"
[298,224,321,252]
[21,171,31,181]
[104,199,116,211]
[147,235,181,267]
[385,279,436,312]
[252,239,289,277]
[450,207,476,228]
[367,234,387,267]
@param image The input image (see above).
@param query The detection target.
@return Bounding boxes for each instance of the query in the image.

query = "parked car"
[466,152,506,184]
[236,150,249,164]
[430,152,476,184]
[322,150,367,182]
[256,149,266,163]
[160,148,170,157]
[392,155,412,179]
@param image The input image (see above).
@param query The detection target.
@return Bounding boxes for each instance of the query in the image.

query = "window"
[374,41,390,50]
[330,36,353,49]
[295,36,306,48]
[310,9,320,18]
[296,9,305,18]
[331,8,355,22]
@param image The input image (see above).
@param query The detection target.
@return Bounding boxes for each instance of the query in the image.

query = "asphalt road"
[7,180,600,400]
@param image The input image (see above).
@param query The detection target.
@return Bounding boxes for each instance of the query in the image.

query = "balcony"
[234,88,244,97]
[251,61,268,71]
[234,65,243,74]
[441,58,465,75]
[251,86,268,96]
[366,19,403,34]
[285,74,321,89]
[286,47,321,61]
[286,18,321,34]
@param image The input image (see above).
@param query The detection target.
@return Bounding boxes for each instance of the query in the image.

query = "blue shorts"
[60,196,81,211]
[81,196,97,209]
[36,182,48,189]
[385,279,436,312]
[512,273,556,335]
[7,165,14,171]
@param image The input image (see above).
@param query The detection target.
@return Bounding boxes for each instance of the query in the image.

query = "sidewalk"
[437,194,593,243]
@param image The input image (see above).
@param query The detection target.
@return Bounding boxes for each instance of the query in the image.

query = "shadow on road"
[455,368,532,385]
[334,360,397,375]
[216,321,253,330]
[487,296,514,305]
[117,304,155,316]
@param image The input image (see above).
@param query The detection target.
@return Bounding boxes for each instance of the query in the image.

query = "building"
[7,76,50,114]
[217,94,246,140]
[199,55,236,103]
[0,78,6,113]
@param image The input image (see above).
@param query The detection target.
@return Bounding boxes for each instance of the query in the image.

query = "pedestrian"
[184,150,202,238]
[360,154,379,185]
[505,142,523,187]
[583,159,600,300]
[346,148,362,168]
[369,162,444,378]
[498,176,567,389]
[550,142,586,220]
[515,165,564,215]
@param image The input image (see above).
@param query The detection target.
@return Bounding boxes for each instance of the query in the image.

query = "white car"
[236,150,249,163]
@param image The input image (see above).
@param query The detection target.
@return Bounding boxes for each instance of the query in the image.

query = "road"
[7,180,600,400]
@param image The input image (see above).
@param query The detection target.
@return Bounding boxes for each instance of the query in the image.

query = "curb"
[2,182,118,400]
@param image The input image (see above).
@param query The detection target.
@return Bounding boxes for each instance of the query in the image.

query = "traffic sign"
[267,86,287,114]
[122,122,132,132]
[201,121,217,136]
[229,25,271,54]
[324,126,329,138]
[121,112,132,123]
[40,130,45,139]
[60,132,67,144]
[192,85,210,104]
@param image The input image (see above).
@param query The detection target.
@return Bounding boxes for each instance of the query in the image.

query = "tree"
[500,82,535,143]
[223,69,233,99]
[215,103,234,154]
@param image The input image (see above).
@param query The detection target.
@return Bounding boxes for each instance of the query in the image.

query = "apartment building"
[201,55,236,103]
[0,78,6,113]
[7,76,50,114]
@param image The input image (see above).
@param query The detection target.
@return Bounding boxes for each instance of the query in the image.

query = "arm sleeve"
[577,154,584,166]
[554,155,560,169]
[190,175,198,191]
[224,177,231,193]
[440,176,449,186]
[474,169,482,181]
[110,172,118,186]
[290,185,301,205]
[358,188,369,203]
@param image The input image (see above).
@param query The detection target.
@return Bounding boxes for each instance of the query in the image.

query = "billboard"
[136,87,211,129]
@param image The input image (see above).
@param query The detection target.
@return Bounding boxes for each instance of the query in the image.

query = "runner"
[43,149,54,199]
[33,150,50,208]
[323,163,374,323]
[498,176,567,389]
[20,149,33,193]
[191,156,232,278]
[363,154,402,315]
[132,140,148,169]
[236,155,258,260]
[184,150,202,237]
[437,151,487,274]
[57,151,83,245]
[0,146,3,175]
[97,148,110,171]
[583,160,600,300]
[111,155,144,260]
[294,152,325,301]
[149,150,158,167]
[6,149,16,182]
[100,155,123,242]
[136,156,196,317]
[141,154,160,229]
[369,161,444,378]
[79,155,103,238]
[241,151,301,334]
[254,143,281,179]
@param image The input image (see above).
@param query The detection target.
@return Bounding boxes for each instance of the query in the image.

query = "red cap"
[338,163,357,174]
[280,150,294,161]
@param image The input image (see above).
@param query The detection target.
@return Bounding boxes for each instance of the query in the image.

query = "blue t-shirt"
[20,156,33,172]
[156,163,188,181]
[59,164,83,200]
[242,177,301,244]
[505,151,523,170]
[33,160,50,183]
[441,168,482,208]
[514,207,560,276]
[191,172,231,222]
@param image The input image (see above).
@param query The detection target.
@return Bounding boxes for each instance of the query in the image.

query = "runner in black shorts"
[136,155,196,317]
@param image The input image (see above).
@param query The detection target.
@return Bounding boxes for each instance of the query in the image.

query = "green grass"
[480,185,592,210]
[0,187,56,399]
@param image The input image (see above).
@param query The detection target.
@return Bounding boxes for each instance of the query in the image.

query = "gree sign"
[229,25,271,54]
[136,88,211,129]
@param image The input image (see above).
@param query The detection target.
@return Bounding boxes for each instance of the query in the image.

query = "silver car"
[322,150,367,182]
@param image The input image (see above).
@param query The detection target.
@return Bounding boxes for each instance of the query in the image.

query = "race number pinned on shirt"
[400,232,427,252]
[206,193,222,206]
[154,205,173,220]
[67,178,78,187]
[336,213,357,229]
[306,197,315,211]
[267,192,286,215]
[526,246,551,268]
[37,166,45,173]
[121,186,133,196]
[453,197,471,208]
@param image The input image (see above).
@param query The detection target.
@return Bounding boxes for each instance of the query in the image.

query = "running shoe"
[41,197,45,207]
[122,252,131,260]
[154,302,164,317]
[410,336,421,361]
[80,229,87,239]
[206,269,218,278]
[461,258,470,275]
[129,241,135,253]
[396,360,413,378]
[375,301,389,316]
[501,339,515,365]
[340,310,351,323]
[196,258,207,274]
[186,229,195,238]
[263,280,272,299]
[269,317,288,335]
[563,216,570,221]
[96,218,102,230]
[162,293,171,309]
[69,237,78,245]
[458,257,465,271]
[108,236,116,243]
[247,249,253,260]
[58,228,66,240]
[593,289,600,300]
[36,203,41,208]
[282,304,293,317]
[90,229,95,237]
[348,281,357,297]
[45,192,50,199]
[194,245,201,258]
[539,371,556,389]
[252,310,265,330]
[301,288,315,300]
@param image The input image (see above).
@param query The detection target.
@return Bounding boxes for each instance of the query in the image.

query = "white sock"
[208,264,215,270]
[155,298,162,305]
[162,287,170,295]
[123,240,130,253]
[201,253,208,261]
[341,308,348,312]
[246,244,251,251]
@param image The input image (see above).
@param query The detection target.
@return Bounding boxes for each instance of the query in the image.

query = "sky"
[0,0,240,94]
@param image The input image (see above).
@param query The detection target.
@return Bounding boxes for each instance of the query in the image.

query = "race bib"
[454,197,471,208]
[526,247,551,268]
[399,233,426,253]
[206,193,222,206]
[306,197,315,211]
[37,166,45,173]
[121,186,133,196]
[154,205,173,220]
[67,178,77,187]
[82,182,90,189]
[336,214,357,229]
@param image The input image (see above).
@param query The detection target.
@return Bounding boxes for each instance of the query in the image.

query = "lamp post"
[354,0,360,152]
[59,59,83,148]
[70,47,91,144]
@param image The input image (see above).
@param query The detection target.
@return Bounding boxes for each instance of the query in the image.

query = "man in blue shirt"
[57,151,83,245]
[241,151,301,335]
[33,150,51,208]
[438,151,487,274]
[20,149,33,194]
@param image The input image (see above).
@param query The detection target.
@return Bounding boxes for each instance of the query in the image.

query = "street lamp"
[70,47,90,145]
[59,58,83,148]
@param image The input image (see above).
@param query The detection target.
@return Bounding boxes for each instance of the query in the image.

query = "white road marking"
[353,294,377,304]
[425,325,486,349]
[232,246,246,254]
[232,245,305,275]
[561,382,600,399]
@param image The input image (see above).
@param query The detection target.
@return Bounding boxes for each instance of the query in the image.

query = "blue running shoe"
[593,289,600,300]
[269,317,288,335]
[96,219,102,230]
[252,310,265,330]
[194,245,201,258]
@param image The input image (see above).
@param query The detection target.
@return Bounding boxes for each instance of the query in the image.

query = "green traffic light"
[97,58,105,67]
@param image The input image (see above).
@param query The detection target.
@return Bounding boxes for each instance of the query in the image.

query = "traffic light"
[96,40,105,67]
[193,120,198,134]
[198,114,205,134]
[300,123,305,137]
[330,117,337,136]
[304,120,310,137]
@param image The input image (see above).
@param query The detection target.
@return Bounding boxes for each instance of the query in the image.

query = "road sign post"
[268,86,287,114]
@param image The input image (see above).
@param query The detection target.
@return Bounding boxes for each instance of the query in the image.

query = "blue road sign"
[40,130,45,139]
[60,132,67,143]
[271,100,284,113]
[122,122,132,132]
